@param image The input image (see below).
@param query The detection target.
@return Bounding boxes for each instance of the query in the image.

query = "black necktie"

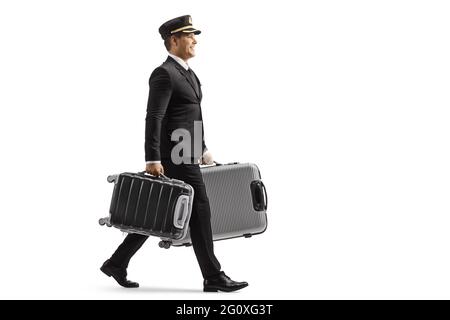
[187,68,200,95]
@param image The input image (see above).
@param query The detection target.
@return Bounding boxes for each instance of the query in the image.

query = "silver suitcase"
[159,162,268,248]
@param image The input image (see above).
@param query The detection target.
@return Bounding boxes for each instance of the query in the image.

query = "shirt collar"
[168,53,189,70]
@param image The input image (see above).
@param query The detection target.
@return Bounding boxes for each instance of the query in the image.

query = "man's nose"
[192,37,197,44]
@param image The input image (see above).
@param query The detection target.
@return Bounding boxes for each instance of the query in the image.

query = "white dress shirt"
[168,53,189,70]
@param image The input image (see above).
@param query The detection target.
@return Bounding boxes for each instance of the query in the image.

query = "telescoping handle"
[173,195,190,229]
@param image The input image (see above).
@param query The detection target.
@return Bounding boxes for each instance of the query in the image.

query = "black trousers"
[109,161,222,279]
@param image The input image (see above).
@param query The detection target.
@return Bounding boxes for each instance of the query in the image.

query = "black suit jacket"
[145,56,207,162]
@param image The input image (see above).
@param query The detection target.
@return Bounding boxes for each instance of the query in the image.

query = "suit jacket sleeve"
[145,67,172,162]
[200,109,207,154]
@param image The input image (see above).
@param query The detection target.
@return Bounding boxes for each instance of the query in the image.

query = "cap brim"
[181,28,201,35]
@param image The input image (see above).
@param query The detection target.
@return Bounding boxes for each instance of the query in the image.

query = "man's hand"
[146,163,164,176]
[201,150,214,165]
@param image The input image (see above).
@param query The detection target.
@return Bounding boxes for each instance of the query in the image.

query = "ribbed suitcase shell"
[106,172,194,240]
[168,163,268,246]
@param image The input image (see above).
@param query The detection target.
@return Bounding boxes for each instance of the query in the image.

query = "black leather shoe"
[100,259,139,288]
[203,272,248,292]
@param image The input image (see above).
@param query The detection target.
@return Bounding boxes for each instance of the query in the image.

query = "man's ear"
[171,35,177,48]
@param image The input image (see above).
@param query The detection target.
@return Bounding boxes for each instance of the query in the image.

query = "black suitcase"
[99,172,194,241]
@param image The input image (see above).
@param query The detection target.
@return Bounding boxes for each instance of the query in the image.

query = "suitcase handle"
[173,195,190,229]
[251,180,268,211]
[138,171,170,180]
[200,161,222,168]
[200,161,239,168]
[261,181,268,210]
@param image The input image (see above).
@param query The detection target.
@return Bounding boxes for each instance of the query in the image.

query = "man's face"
[172,33,197,60]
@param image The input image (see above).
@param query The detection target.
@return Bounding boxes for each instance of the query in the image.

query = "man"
[100,15,248,293]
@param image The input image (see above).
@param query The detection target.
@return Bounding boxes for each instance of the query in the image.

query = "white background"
[0,0,449,299]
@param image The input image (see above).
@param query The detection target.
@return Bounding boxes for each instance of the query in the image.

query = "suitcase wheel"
[99,218,112,227]
[158,241,171,249]
[107,175,118,183]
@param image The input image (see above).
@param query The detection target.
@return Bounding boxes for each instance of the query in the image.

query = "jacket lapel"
[166,56,201,100]
[191,70,202,101]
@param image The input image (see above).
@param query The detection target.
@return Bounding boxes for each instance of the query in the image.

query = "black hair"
[164,32,184,51]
